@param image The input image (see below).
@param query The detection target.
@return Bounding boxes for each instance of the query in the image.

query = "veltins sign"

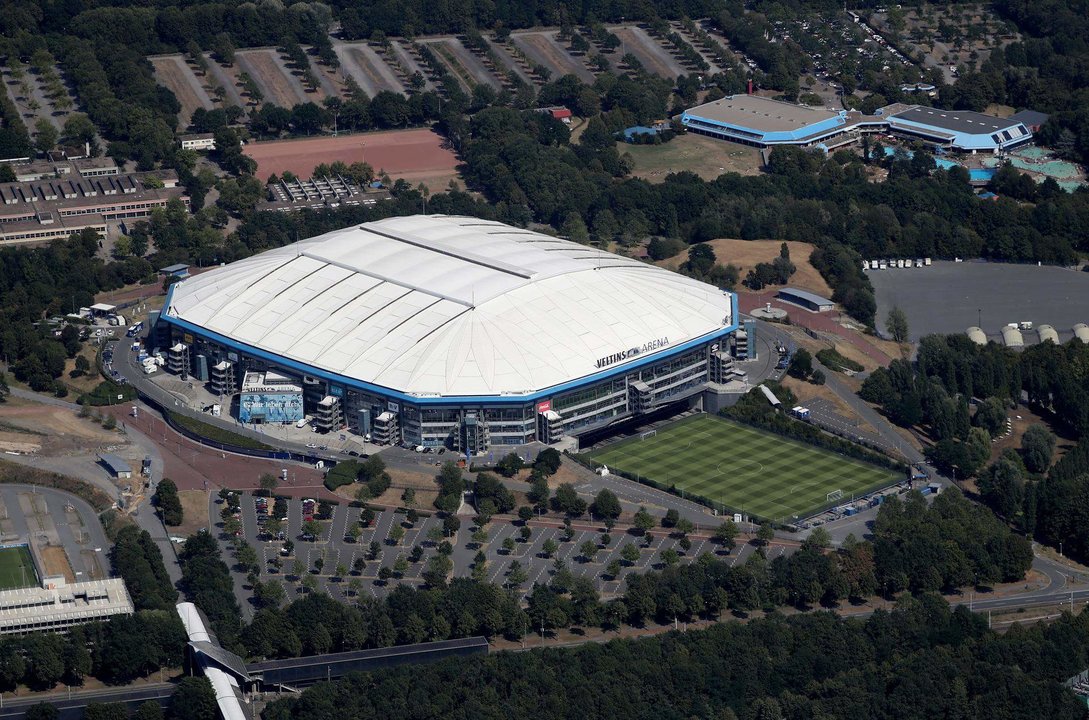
[594,337,669,369]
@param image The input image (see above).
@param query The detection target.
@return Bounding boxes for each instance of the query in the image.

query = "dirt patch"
[176,490,210,537]
[511,32,596,83]
[243,129,459,188]
[38,544,75,583]
[780,375,876,433]
[346,46,403,94]
[0,431,41,454]
[609,26,684,78]
[660,238,832,297]
[0,399,117,444]
[150,55,213,126]
[237,50,308,109]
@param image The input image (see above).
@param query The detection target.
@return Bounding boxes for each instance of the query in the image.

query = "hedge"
[166,410,274,451]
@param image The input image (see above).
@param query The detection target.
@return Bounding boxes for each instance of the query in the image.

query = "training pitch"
[0,545,38,590]
[587,415,900,521]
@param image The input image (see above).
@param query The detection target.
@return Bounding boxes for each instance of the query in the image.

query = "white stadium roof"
[165,215,734,399]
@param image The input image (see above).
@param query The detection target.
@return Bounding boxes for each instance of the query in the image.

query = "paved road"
[0,683,174,720]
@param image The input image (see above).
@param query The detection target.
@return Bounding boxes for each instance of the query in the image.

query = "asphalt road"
[0,683,174,720]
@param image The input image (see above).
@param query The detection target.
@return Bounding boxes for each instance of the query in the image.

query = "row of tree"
[110,525,178,611]
[264,593,1089,720]
[0,611,185,690]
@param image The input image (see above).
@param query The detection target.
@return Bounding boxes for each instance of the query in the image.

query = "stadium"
[158,215,742,451]
[680,94,1035,153]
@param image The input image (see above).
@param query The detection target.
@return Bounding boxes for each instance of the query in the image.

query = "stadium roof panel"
[166,216,735,399]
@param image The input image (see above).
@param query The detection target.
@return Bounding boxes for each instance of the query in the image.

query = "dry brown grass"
[658,239,832,297]
[176,490,210,537]
[39,545,75,583]
[779,375,876,433]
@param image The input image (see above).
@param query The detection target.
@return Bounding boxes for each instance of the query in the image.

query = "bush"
[79,380,136,407]
[815,348,864,373]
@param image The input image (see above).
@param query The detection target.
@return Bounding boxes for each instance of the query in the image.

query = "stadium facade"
[681,95,1035,153]
[159,216,741,450]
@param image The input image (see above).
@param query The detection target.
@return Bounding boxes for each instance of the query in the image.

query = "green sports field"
[587,415,901,522]
[0,545,38,590]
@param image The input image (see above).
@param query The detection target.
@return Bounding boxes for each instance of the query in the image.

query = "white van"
[295,417,309,428]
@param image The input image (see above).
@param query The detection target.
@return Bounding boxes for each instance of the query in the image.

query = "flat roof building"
[681,95,1037,153]
[0,578,134,635]
[0,171,189,247]
[884,107,1031,151]
[98,452,132,478]
[777,287,834,312]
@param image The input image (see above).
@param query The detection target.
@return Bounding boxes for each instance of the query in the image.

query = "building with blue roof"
[681,95,1036,154]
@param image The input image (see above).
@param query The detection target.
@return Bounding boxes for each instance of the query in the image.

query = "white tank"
[1037,324,1058,344]
[1001,326,1024,347]
[1074,323,1089,344]
[966,327,986,346]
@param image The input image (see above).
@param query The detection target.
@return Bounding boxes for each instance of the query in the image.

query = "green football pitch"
[0,545,38,590]
[587,415,901,522]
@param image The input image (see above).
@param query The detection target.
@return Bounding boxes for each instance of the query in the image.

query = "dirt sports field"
[243,129,459,189]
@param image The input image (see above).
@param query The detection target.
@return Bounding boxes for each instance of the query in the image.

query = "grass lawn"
[587,415,900,522]
[0,545,39,590]
[619,133,763,182]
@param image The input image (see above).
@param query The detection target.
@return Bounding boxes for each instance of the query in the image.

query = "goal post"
[640,430,657,441]
[826,489,843,503]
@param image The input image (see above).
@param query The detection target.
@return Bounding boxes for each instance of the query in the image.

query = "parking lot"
[215,491,780,615]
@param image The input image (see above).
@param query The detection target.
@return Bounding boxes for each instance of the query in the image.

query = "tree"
[85,704,126,720]
[389,524,405,546]
[713,521,739,551]
[502,537,516,555]
[579,540,598,562]
[134,703,164,720]
[552,483,587,516]
[887,306,909,343]
[259,473,278,492]
[423,554,452,587]
[1021,424,1056,473]
[518,506,534,522]
[496,452,525,477]
[757,522,775,546]
[534,448,562,476]
[589,489,622,520]
[789,348,813,379]
[169,677,217,720]
[633,507,655,535]
[506,560,528,588]
[542,539,559,558]
[25,704,58,720]
[520,526,532,542]
[621,543,641,565]
[154,478,183,526]
[34,118,57,155]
